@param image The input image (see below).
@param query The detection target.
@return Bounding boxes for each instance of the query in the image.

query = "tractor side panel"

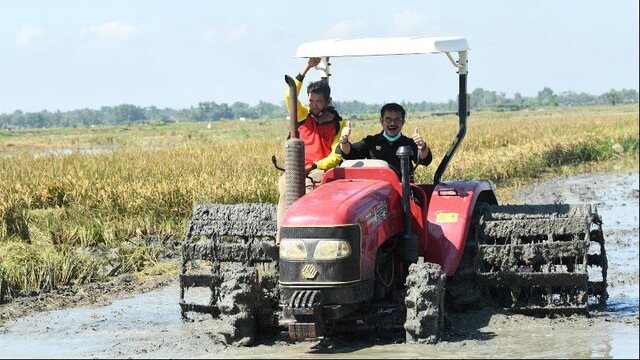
[421,180,496,276]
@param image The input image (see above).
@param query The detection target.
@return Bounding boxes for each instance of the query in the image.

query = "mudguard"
[419,180,497,276]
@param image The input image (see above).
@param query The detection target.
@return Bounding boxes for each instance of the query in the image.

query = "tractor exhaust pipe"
[284,75,305,207]
[397,146,418,267]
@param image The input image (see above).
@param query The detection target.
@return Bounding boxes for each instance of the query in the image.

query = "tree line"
[1,87,637,129]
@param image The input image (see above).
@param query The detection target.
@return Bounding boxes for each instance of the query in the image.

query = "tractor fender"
[419,180,497,276]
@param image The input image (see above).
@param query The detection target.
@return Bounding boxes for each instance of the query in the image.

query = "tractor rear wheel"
[474,204,607,314]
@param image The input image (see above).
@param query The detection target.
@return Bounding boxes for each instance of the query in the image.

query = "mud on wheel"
[179,203,279,346]
[474,203,607,314]
[404,258,445,344]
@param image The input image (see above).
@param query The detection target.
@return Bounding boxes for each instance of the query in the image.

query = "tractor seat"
[339,159,401,181]
[339,159,391,168]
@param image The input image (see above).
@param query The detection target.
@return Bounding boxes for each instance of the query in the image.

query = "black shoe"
[260,241,279,261]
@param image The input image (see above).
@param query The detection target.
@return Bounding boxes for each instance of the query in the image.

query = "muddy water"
[1,172,638,358]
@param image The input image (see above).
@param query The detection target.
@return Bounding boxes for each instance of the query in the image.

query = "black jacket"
[338,131,432,177]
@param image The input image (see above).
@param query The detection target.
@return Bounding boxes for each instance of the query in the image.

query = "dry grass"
[0,104,638,295]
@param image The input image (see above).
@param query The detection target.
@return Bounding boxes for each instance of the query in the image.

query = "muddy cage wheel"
[404,258,445,344]
[179,203,279,346]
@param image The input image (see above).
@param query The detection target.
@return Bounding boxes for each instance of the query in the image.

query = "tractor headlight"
[280,239,307,260]
[313,240,351,260]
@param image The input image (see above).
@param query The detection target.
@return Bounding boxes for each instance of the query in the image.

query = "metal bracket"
[445,51,468,75]
[315,57,331,82]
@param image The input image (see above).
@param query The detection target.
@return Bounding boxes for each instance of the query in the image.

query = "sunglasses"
[382,117,403,125]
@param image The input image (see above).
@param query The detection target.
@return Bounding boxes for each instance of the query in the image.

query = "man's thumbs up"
[412,127,427,150]
[340,121,352,144]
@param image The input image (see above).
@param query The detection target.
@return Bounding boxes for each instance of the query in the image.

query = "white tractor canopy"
[294,36,468,76]
[294,36,468,58]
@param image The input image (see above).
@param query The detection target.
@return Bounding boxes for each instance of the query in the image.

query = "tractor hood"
[282,179,402,228]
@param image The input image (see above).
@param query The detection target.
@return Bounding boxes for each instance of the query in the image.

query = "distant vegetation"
[0,104,638,298]
[1,87,637,129]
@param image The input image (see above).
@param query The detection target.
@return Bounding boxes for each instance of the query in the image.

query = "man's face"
[308,92,328,115]
[381,110,404,137]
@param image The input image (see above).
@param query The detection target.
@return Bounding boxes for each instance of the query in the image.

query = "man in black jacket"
[338,103,432,178]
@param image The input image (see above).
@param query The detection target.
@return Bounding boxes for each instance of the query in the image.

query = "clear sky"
[1,0,638,113]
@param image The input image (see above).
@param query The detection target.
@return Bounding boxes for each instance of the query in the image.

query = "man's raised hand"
[412,127,427,149]
[340,121,352,144]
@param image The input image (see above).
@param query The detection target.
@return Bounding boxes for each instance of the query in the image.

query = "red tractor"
[179,36,608,345]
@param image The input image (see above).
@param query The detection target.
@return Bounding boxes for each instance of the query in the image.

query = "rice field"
[0,104,638,297]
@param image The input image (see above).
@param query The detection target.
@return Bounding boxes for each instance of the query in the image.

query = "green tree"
[231,101,257,119]
[537,87,558,106]
[254,101,284,119]
[603,89,621,105]
[112,104,146,124]
[513,92,523,105]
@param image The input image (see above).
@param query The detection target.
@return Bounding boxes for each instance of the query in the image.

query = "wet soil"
[0,273,175,325]
[0,172,638,358]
